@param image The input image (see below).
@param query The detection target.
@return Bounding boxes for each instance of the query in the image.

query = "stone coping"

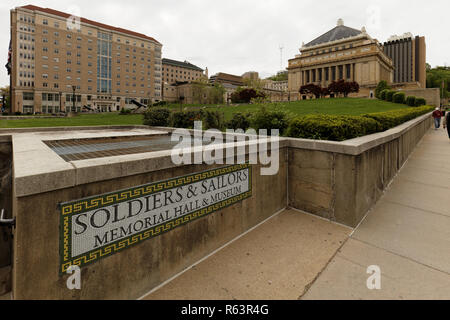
[286,112,432,155]
[6,112,432,197]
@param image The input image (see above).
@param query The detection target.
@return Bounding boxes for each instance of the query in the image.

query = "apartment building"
[10,5,162,114]
[383,33,426,88]
[162,58,204,85]
[209,72,244,86]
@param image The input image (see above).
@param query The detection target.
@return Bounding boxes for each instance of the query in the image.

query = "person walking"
[432,107,442,130]
[443,107,450,139]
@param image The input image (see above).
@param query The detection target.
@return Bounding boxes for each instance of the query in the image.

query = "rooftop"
[304,19,362,48]
[162,58,203,72]
[18,4,160,44]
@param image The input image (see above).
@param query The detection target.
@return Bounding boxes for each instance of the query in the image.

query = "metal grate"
[43,134,226,162]
[44,135,182,162]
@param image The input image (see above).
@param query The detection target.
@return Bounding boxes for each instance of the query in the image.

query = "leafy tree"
[375,80,390,99]
[266,71,288,82]
[426,66,449,98]
[299,84,322,98]
[0,86,10,111]
[328,80,360,97]
[231,88,266,103]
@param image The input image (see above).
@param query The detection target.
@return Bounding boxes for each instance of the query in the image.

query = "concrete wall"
[0,137,12,295]
[399,88,440,107]
[12,151,287,299]
[288,113,432,227]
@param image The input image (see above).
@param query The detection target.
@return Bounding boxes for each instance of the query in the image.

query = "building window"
[23,92,34,100]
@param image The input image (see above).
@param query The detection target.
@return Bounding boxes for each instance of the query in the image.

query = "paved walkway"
[144,209,351,300]
[303,128,450,299]
[144,128,450,300]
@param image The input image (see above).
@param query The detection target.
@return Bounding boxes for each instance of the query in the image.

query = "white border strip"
[289,207,354,231]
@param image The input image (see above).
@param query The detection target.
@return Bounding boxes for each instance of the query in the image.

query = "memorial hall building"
[288,19,395,99]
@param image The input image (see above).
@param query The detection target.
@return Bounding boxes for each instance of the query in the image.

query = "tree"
[191,79,209,104]
[426,65,449,98]
[299,84,322,99]
[375,80,390,99]
[0,86,10,111]
[208,83,225,104]
[266,71,288,82]
[328,80,360,97]
[231,87,266,103]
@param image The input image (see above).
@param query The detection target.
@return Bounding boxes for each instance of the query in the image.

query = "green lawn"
[0,98,409,128]
[203,98,410,121]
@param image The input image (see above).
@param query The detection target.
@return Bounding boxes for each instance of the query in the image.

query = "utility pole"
[72,85,76,113]
[279,45,284,71]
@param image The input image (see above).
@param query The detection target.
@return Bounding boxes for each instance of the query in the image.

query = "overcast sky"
[1,0,449,87]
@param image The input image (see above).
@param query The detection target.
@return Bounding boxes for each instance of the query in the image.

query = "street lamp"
[161,81,168,102]
[72,85,76,113]
[59,91,62,114]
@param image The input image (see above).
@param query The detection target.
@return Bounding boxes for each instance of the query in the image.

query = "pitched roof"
[304,25,362,48]
[162,58,203,71]
[19,5,160,44]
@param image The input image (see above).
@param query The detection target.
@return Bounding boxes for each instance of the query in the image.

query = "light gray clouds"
[1,0,448,86]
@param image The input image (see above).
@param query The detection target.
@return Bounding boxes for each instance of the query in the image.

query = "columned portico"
[287,19,394,97]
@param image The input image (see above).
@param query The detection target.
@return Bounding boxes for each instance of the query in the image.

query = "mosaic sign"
[59,164,252,273]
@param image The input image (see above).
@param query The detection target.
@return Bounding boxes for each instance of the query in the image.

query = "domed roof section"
[304,20,362,48]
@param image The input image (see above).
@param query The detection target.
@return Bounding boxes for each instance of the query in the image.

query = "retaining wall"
[2,111,433,299]
[288,112,433,226]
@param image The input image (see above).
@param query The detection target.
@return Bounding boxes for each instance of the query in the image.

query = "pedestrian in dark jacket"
[432,108,442,130]
[443,108,450,139]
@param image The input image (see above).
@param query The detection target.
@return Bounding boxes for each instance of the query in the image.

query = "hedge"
[250,107,289,135]
[286,106,434,141]
[362,105,434,131]
[386,90,396,102]
[415,97,426,107]
[143,108,171,126]
[286,115,381,141]
[380,89,390,100]
[406,96,416,107]
[393,92,406,104]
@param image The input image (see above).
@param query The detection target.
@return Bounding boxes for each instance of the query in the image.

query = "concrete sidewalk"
[143,128,449,300]
[303,128,450,299]
[143,209,351,300]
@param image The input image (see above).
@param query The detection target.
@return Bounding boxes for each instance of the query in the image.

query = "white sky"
[1,0,449,87]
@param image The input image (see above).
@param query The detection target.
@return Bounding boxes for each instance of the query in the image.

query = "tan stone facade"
[383,34,426,88]
[161,58,205,86]
[10,5,162,114]
[288,20,394,100]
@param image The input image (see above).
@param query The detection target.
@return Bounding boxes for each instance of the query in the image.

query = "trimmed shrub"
[380,89,390,100]
[166,110,224,130]
[143,108,171,127]
[285,106,434,141]
[375,80,390,99]
[286,115,380,141]
[119,108,131,115]
[406,96,416,107]
[202,110,224,130]
[393,92,406,104]
[415,97,427,107]
[362,105,434,131]
[386,90,396,102]
[226,112,251,131]
[169,110,203,129]
[152,101,167,107]
[250,107,289,135]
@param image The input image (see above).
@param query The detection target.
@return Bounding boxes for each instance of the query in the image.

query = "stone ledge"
[287,112,432,155]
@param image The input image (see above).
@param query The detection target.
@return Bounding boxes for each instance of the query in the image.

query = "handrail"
[0,209,15,228]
